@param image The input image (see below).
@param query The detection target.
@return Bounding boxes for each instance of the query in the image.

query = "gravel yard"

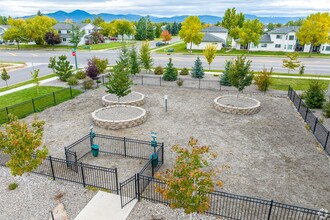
[5,84,329,219]
[94,105,144,121]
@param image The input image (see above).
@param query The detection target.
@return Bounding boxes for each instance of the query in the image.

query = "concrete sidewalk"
[74,191,137,220]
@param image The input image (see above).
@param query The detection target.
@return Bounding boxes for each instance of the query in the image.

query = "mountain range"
[22,10,304,24]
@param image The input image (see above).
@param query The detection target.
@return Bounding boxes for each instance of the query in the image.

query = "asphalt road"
[0,39,329,88]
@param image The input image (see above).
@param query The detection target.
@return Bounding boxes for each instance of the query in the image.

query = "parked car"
[109,37,118,41]
[156,41,166,47]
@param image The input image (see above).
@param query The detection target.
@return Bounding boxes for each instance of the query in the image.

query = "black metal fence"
[0,87,77,124]
[136,174,330,220]
[0,154,119,193]
[64,133,164,163]
[288,86,330,156]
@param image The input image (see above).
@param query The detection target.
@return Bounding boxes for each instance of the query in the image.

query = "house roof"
[268,26,300,34]
[260,34,273,43]
[202,26,228,33]
[202,33,225,43]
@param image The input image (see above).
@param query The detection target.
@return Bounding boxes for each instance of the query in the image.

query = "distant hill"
[22,10,304,24]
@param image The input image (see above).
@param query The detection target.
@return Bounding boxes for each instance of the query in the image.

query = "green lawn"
[78,41,136,50]
[269,78,330,91]
[0,44,71,50]
[154,42,330,58]
[0,86,81,124]
[0,74,56,93]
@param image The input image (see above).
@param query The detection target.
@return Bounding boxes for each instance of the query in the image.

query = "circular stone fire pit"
[214,95,261,115]
[102,92,145,107]
[92,105,147,130]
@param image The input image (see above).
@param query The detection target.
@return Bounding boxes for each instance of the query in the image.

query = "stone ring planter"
[102,92,145,107]
[213,95,261,115]
[92,105,147,130]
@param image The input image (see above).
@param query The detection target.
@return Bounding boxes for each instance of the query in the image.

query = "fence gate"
[65,150,78,172]
[120,175,137,208]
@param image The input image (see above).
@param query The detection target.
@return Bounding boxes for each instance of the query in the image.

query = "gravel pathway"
[20,85,330,216]
[95,106,144,121]
[0,166,96,220]
[104,92,143,102]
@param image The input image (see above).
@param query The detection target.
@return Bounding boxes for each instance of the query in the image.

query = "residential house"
[186,26,228,50]
[53,23,102,46]
[0,25,11,41]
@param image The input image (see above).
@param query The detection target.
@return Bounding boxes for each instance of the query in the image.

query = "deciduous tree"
[92,16,104,26]
[282,52,301,73]
[161,30,172,43]
[25,15,56,45]
[238,19,264,52]
[228,55,254,94]
[44,31,61,50]
[1,68,10,86]
[203,43,217,70]
[3,18,27,49]
[30,69,40,95]
[155,137,223,219]
[114,19,135,41]
[0,114,48,176]
[179,16,204,52]
[297,12,330,54]
[221,8,245,41]
[139,41,153,73]
[254,67,273,92]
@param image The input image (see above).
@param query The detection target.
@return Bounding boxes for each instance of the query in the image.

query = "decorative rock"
[214,95,261,115]
[92,105,147,130]
[49,203,68,220]
[102,92,145,107]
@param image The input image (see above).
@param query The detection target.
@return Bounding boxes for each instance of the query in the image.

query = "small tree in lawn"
[54,55,73,81]
[299,64,305,78]
[191,57,204,79]
[161,30,172,44]
[30,69,40,95]
[0,114,48,177]
[282,52,301,73]
[48,56,56,73]
[1,68,10,86]
[139,41,153,73]
[129,45,140,75]
[228,55,254,96]
[105,61,132,102]
[163,58,177,81]
[155,137,223,219]
[220,60,232,86]
[254,67,273,92]
[203,43,217,70]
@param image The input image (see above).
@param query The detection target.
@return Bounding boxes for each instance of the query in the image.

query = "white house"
[186,26,228,50]
[0,25,11,41]
[53,23,102,46]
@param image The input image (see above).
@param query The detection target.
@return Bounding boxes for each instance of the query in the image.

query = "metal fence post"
[69,86,73,98]
[102,75,105,85]
[297,98,302,112]
[287,85,291,97]
[292,91,295,103]
[124,137,127,157]
[199,78,201,89]
[32,99,36,113]
[5,107,9,121]
[49,156,55,180]
[267,200,274,220]
[137,173,141,201]
[53,92,56,105]
[160,76,162,86]
[80,162,86,187]
[141,75,144,85]
[304,108,309,122]
[324,131,329,149]
[313,118,318,134]
[161,143,164,164]
[115,168,119,194]
[152,161,154,177]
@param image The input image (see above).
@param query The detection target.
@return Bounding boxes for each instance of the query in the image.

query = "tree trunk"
[5,81,8,87]
[17,41,20,50]
[190,42,193,53]
[309,43,313,58]
[209,64,211,71]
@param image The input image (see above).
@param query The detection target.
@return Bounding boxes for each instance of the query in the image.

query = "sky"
[1,0,330,17]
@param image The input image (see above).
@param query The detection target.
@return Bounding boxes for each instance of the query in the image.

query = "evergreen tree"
[139,41,153,73]
[165,23,172,34]
[129,46,140,75]
[178,22,182,31]
[135,17,147,40]
[1,68,10,87]
[118,46,130,67]
[191,57,204,79]
[54,55,73,81]
[105,61,133,102]
[155,24,162,38]
[172,22,179,35]
[305,80,326,109]
[163,58,177,81]
[146,16,155,40]
[220,60,232,86]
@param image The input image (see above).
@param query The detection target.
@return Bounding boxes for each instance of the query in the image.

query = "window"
[288,45,293,50]
[284,45,287,49]
[63,38,66,42]
[275,44,281,48]
[251,44,257,48]
[322,46,325,51]
[326,46,330,51]
[67,30,71,34]
[289,35,294,40]
[58,30,61,34]
[276,35,282,39]
[261,44,267,48]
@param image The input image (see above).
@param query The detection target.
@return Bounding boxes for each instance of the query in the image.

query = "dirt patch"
[24,85,330,211]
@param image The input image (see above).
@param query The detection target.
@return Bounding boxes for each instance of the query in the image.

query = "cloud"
[1,0,330,17]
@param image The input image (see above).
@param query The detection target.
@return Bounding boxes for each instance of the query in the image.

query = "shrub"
[8,183,18,190]
[180,68,189,75]
[191,57,204,79]
[75,70,86,79]
[54,55,73,81]
[176,79,184,87]
[67,76,78,86]
[82,76,94,90]
[323,101,330,118]
[154,66,163,75]
[254,67,273,92]
[86,60,100,79]
[163,58,177,81]
[305,80,326,109]
[91,57,108,74]
[220,60,232,86]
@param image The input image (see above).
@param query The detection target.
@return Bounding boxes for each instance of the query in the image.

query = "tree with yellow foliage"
[25,15,56,45]
[203,43,217,70]
[179,16,204,53]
